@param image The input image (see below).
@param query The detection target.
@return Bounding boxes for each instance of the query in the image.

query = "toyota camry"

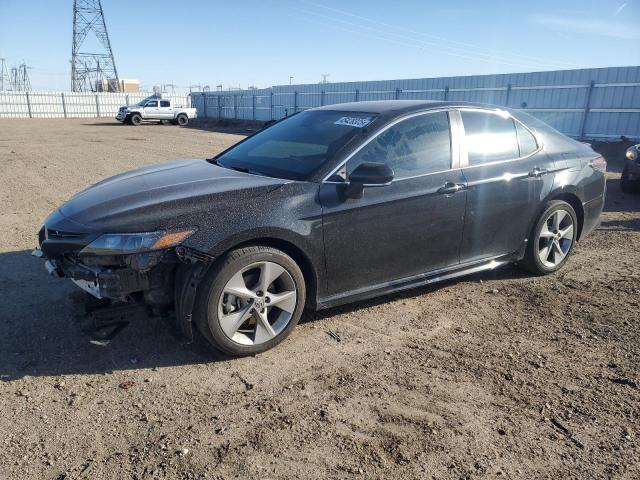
[33,100,606,355]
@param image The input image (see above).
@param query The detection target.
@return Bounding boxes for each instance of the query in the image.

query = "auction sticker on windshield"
[334,116,373,128]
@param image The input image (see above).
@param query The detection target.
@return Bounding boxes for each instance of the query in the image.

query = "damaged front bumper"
[33,235,214,343]
[33,249,166,300]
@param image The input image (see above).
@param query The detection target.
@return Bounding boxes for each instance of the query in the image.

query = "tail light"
[589,155,607,173]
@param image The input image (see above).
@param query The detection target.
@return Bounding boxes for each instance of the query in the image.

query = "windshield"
[214,110,378,180]
[135,95,158,106]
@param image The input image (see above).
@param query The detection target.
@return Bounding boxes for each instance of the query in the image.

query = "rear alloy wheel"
[194,246,305,356]
[130,113,142,126]
[177,114,188,126]
[521,200,578,274]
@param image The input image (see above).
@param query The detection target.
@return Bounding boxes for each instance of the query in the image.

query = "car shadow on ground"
[0,248,530,382]
[0,249,229,382]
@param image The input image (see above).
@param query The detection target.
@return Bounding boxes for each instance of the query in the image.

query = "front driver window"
[347,111,452,179]
[145,100,158,108]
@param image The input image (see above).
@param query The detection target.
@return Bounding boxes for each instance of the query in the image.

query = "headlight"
[80,229,196,256]
[626,146,639,161]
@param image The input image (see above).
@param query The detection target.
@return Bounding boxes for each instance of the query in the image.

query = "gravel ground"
[0,119,638,479]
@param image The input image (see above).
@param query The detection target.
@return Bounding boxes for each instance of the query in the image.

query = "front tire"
[130,113,142,126]
[193,246,306,356]
[520,200,578,275]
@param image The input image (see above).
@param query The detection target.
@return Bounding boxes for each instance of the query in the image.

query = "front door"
[320,110,467,296]
[143,99,160,117]
[456,108,556,263]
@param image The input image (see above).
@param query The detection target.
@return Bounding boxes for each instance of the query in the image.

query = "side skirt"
[315,253,519,310]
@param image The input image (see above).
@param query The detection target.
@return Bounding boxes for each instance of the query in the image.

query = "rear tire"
[177,114,188,126]
[130,113,142,126]
[520,200,578,275]
[193,246,306,356]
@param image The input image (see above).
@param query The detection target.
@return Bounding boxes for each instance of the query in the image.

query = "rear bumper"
[581,193,605,239]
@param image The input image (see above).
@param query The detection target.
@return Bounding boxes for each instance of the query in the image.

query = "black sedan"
[34,101,606,355]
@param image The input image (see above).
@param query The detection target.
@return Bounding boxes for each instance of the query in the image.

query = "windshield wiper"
[209,158,274,178]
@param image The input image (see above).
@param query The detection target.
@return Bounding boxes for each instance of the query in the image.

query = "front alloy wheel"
[218,261,297,346]
[194,246,306,356]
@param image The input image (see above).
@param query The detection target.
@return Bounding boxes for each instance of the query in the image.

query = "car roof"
[311,100,501,116]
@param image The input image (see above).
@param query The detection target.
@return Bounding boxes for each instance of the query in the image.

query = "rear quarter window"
[516,122,538,156]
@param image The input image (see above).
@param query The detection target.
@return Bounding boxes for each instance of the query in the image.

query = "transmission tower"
[10,64,31,91]
[71,0,119,92]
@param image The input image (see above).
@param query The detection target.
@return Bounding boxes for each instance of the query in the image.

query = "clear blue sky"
[1,0,639,91]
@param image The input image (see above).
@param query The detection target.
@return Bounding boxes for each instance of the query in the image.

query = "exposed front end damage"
[33,225,213,344]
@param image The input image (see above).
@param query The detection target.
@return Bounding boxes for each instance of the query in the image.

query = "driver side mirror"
[342,162,394,199]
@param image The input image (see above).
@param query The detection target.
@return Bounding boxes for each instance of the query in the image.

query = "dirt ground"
[0,119,638,480]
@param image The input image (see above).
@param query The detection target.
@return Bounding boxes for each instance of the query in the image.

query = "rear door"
[158,100,174,119]
[457,108,555,263]
[320,110,467,295]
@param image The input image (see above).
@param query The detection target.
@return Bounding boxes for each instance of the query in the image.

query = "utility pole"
[71,0,119,92]
[320,73,330,84]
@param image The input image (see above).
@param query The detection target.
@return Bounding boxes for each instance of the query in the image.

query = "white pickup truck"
[115,96,197,126]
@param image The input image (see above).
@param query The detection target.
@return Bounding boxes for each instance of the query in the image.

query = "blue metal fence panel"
[192,66,640,139]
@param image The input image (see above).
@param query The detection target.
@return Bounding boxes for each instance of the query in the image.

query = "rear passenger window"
[348,111,451,179]
[160,100,170,107]
[461,110,519,166]
[516,121,538,156]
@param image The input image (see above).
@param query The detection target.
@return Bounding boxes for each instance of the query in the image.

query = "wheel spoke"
[223,271,255,299]
[268,290,296,313]
[553,210,567,231]
[552,240,566,262]
[559,224,574,240]
[257,262,285,293]
[539,225,555,238]
[254,310,276,343]
[219,304,253,338]
[539,242,552,263]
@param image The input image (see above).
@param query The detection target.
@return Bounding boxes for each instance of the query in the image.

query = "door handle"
[528,167,549,178]
[437,182,466,195]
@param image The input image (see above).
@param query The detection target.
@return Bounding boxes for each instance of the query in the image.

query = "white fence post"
[252,94,256,121]
[95,94,100,117]
[269,92,273,120]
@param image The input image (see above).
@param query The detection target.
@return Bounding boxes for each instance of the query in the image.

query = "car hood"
[54,159,286,232]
